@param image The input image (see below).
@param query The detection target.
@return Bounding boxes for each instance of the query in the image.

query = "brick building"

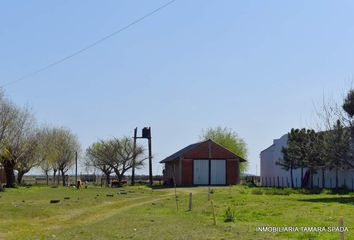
[160,139,246,186]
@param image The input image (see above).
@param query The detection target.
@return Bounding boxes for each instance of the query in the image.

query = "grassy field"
[0,185,353,240]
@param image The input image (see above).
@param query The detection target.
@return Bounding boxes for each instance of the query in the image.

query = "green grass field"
[0,185,353,240]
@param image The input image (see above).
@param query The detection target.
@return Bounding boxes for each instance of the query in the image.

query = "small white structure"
[260,134,354,189]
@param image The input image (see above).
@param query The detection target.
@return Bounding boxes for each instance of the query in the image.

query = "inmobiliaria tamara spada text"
[256,226,349,233]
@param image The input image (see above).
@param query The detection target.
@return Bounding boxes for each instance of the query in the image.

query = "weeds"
[224,207,235,222]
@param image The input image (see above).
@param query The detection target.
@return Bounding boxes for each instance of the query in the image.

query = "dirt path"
[74,193,175,226]
[54,187,205,228]
[46,191,177,230]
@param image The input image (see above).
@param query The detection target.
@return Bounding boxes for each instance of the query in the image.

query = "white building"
[260,134,354,189]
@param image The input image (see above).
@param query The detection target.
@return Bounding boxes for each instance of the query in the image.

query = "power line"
[1,0,177,88]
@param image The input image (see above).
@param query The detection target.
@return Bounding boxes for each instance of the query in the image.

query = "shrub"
[251,188,263,195]
[263,188,292,196]
[237,189,247,194]
[297,188,323,195]
[224,207,236,222]
[348,192,354,197]
[330,187,351,195]
[241,181,257,188]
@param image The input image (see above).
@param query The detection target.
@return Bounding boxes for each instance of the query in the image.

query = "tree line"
[0,91,148,188]
[277,89,354,189]
[0,88,247,188]
[0,91,80,187]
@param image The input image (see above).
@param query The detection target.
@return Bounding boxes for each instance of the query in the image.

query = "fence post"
[174,183,178,211]
[208,187,211,201]
[277,176,280,188]
[286,177,289,188]
[295,178,298,188]
[189,192,192,211]
[211,200,216,225]
[339,216,344,240]
[344,178,347,189]
[344,179,347,189]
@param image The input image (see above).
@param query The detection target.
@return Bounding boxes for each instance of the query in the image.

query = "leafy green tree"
[277,146,295,187]
[304,129,325,188]
[278,128,319,188]
[343,89,354,119]
[200,127,248,173]
[312,132,328,188]
[325,120,352,188]
[277,129,302,187]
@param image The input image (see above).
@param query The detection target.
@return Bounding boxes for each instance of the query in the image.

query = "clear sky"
[1,0,354,176]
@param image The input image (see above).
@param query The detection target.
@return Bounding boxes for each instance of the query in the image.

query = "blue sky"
[1,0,354,175]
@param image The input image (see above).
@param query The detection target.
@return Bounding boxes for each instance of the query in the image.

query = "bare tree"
[85,142,113,186]
[0,93,19,187]
[53,128,80,186]
[14,132,41,184]
[98,137,146,184]
[40,159,51,185]
[37,127,58,185]
[0,101,36,187]
[0,92,17,150]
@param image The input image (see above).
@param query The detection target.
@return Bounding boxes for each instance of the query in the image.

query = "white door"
[193,160,209,185]
[211,160,226,185]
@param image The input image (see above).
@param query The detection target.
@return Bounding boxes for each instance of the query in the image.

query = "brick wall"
[226,159,240,185]
[163,160,182,185]
[182,159,193,185]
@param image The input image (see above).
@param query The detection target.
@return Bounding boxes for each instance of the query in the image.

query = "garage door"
[211,160,226,185]
[193,160,209,185]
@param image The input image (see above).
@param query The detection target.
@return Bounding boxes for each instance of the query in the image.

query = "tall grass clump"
[224,207,236,222]
[263,188,293,196]
[251,188,263,195]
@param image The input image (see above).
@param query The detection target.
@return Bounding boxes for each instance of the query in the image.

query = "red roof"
[160,139,247,163]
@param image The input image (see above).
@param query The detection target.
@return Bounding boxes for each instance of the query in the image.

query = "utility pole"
[134,127,153,186]
[75,151,78,187]
[131,127,137,185]
[148,127,153,185]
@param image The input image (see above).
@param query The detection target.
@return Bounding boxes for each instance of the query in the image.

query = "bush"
[263,188,292,196]
[251,188,263,195]
[297,188,323,195]
[224,207,236,222]
[242,181,257,188]
[237,188,247,194]
[330,187,351,195]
